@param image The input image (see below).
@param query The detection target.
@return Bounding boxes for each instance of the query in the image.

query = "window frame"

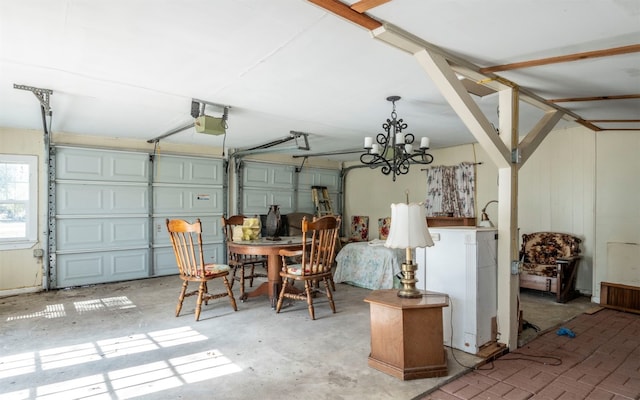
[0,154,38,250]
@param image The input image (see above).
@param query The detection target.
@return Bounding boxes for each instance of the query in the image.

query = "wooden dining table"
[226,236,307,308]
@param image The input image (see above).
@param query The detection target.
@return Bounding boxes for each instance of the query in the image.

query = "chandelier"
[360,96,434,181]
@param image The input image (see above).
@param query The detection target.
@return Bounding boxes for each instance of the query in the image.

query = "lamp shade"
[384,203,434,249]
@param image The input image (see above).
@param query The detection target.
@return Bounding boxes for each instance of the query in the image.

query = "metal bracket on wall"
[511,148,521,164]
[14,84,53,115]
[295,156,308,173]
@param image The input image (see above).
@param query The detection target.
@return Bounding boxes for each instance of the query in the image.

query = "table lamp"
[385,197,434,298]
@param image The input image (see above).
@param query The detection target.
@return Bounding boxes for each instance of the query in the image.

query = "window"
[0,155,38,249]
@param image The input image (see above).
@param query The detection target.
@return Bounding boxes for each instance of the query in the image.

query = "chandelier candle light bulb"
[364,137,373,149]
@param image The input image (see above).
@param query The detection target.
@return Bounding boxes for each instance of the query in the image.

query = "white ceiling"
[1,0,639,161]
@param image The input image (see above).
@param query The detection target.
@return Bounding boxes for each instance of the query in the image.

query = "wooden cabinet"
[427,216,476,227]
[364,290,449,380]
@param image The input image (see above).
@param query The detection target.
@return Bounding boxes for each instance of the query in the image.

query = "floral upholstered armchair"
[519,232,582,303]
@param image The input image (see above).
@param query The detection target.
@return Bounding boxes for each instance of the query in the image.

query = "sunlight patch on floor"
[5,304,66,321]
[5,296,136,322]
[0,347,241,399]
[1,326,210,376]
[74,296,136,313]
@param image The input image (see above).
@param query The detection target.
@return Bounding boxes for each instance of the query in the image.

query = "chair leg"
[323,278,336,314]
[223,276,238,311]
[276,278,290,313]
[176,280,189,317]
[194,281,206,321]
[329,264,336,291]
[329,276,336,292]
[304,280,315,320]
[229,266,238,290]
[239,265,246,301]
[249,264,255,287]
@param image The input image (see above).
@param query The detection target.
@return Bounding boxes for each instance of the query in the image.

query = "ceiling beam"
[596,128,640,131]
[372,23,585,123]
[518,110,565,166]
[575,120,603,131]
[587,119,640,123]
[350,0,391,13]
[307,0,382,30]
[480,44,640,73]
[310,0,600,135]
[413,49,511,168]
[549,94,640,103]
[308,3,586,126]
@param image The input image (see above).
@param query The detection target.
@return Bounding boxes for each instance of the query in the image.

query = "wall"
[0,128,45,294]
[518,126,596,294]
[593,130,640,300]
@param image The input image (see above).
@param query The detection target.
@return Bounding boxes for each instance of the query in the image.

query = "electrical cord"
[522,320,541,332]
[478,351,563,371]
[442,297,481,370]
[420,293,477,370]
[426,294,562,371]
[499,352,563,365]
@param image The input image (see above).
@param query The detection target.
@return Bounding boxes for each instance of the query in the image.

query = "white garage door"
[151,154,225,277]
[239,161,340,216]
[52,147,224,288]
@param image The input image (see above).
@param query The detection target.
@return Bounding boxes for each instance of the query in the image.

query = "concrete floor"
[0,276,594,400]
[518,289,597,347]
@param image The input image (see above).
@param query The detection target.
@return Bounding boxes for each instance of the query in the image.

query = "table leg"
[244,282,269,301]
[268,254,282,309]
[242,254,282,307]
[241,248,302,308]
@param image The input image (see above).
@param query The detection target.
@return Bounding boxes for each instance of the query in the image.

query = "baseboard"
[0,286,41,298]
[600,282,640,314]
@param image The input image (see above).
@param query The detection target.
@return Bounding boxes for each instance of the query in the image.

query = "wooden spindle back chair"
[166,218,237,320]
[277,215,341,320]
[221,215,268,300]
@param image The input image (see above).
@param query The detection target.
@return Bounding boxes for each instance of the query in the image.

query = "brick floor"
[416,309,640,400]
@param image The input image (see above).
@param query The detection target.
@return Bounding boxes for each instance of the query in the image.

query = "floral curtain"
[425,162,476,217]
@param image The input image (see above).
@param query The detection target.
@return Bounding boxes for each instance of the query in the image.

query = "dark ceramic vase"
[265,205,281,240]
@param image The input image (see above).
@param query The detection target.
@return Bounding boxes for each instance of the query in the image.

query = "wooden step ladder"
[311,186,333,217]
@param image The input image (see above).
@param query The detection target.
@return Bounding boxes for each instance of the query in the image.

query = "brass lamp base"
[397,262,422,298]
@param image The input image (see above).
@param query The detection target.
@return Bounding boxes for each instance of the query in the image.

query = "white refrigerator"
[416,227,498,354]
